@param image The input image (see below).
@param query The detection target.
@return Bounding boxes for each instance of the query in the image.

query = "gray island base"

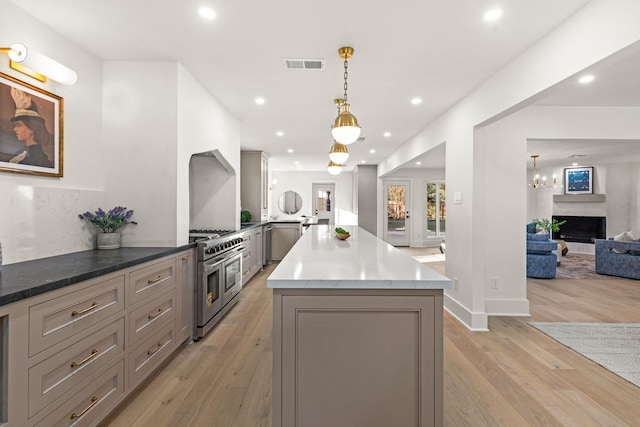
[268,226,451,427]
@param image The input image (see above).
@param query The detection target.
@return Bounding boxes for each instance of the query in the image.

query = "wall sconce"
[0,42,78,85]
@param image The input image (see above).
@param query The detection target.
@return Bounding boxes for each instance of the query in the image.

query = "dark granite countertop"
[0,245,194,307]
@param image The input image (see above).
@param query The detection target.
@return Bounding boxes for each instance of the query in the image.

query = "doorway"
[384,180,411,246]
[312,183,335,225]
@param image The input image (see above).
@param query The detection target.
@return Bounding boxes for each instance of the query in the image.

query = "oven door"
[221,248,245,307]
[197,256,225,327]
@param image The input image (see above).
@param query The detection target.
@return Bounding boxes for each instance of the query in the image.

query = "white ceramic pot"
[97,232,121,250]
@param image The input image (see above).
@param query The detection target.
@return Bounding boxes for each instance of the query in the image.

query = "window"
[426,182,446,238]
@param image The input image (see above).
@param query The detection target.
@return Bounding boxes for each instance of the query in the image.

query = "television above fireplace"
[552,215,606,243]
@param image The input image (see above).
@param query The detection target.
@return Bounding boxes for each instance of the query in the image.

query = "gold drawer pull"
[181,254,191,261]
[70,396,99,420]
[147,275,163,284]
[148,307,163,320]
[71,349,99,368]
[147,342,163,356]
[71,302,98,317]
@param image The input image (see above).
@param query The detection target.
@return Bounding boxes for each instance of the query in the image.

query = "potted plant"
[534,218,566,237]
[79,206,137,249]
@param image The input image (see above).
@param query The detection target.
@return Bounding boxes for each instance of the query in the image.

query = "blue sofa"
[526,222,557,278]
[595,239,640,280]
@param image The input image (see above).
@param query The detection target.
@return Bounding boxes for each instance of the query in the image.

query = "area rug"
[555,253,608,280]
[529,322,640,388]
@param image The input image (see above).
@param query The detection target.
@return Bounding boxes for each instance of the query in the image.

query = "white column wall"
[103,62,242,247]
[379,1,640,329]
[103,62,180,247]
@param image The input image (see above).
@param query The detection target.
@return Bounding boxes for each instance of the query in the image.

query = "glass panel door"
[426,182,446,238]
[312,183,335,224]
[384,180,410,246]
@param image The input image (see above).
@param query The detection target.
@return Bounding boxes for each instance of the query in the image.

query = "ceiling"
[12,0,639,172]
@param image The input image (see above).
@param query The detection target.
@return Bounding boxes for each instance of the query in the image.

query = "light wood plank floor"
[102,252,640,427]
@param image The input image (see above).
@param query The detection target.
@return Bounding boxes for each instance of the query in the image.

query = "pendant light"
[331,47,361,145]
[329,141,349,164]
[327,160,343,175]
[529,155,557,188]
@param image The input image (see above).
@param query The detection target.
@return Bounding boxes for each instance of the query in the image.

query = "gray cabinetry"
[271,222,302,261]
[1,249,194,426]
[242,227,263,286]
[241,151,269,222]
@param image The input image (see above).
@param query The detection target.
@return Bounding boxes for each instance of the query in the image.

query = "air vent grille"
[283,58,325,70]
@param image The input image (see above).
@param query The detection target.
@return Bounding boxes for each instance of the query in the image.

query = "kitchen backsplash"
[0,184,105,264]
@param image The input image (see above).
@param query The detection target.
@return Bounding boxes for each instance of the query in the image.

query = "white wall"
[0,1,241,264]
[0,0,104,264]
[385,167,445,247]
[270,171,354,225]
[379,1,640,330]
[478,106,640,322]
[103,62,241,246]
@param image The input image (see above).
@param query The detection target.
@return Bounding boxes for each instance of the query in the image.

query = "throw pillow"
[612,231,635,253]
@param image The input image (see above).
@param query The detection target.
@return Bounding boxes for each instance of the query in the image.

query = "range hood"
[189,149,237,230]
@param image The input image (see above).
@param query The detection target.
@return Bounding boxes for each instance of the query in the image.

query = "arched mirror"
[278,191,303,215]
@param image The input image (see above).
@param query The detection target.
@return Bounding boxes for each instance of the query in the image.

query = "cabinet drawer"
[34,358,125,427]
[28,317,125,418]
[129,288,176,348]
[128,258,176,307]
[128,319,176,388]
[29,276,125,357]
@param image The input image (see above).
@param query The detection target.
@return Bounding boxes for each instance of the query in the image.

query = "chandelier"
[530,155,556,188]
[331,47,361,145]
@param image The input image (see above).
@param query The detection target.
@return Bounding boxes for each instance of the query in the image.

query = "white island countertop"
[267,226,451,289]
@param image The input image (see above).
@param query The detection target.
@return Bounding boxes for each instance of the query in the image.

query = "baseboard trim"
[444,293,489,331]
[485,298,530,317]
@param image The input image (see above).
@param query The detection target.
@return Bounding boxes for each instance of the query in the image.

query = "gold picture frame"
[0,72,63,177]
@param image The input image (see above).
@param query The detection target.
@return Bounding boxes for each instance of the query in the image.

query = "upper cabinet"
[241,151,269,222]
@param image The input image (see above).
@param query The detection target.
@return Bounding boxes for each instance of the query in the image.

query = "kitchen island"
[268,226,450,427]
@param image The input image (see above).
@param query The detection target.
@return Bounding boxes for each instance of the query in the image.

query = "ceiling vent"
[283,58,325,70]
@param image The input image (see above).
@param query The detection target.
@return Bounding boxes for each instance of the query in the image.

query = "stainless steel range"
[190,229,245,339]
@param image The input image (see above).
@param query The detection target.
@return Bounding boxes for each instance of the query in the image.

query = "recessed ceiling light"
[288,149,294,153]
[361,160,366,164]
[483,8,503,22]
[572,162,578,166]
[411,97,422,105]
[416,161,422,165]
[384,132,391,137]
[254,97,266,105]
[578,75,595,84]
[198,7,216,20]
[369,149,376,154]
[276,131,284,136]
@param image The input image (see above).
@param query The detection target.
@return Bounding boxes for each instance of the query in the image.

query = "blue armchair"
[526,222,557,278]
[595,239,640,279]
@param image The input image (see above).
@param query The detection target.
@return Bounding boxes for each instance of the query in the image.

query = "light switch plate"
[454,192,462,204]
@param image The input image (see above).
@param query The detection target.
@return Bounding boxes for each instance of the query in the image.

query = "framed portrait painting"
[564,166,593,195]
[0,72,63,177]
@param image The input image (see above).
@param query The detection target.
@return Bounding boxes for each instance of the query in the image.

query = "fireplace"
[552,215,606,243]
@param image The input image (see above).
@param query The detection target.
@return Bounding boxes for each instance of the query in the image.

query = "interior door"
[312,184,335,225]
[384,180,411,246]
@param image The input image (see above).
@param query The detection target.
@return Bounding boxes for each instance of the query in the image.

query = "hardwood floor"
[102,254,640,427]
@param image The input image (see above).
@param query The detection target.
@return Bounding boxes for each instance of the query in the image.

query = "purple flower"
[79,206,137,233]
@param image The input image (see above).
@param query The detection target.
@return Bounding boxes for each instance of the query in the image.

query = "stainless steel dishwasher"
[263,224,273,266]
